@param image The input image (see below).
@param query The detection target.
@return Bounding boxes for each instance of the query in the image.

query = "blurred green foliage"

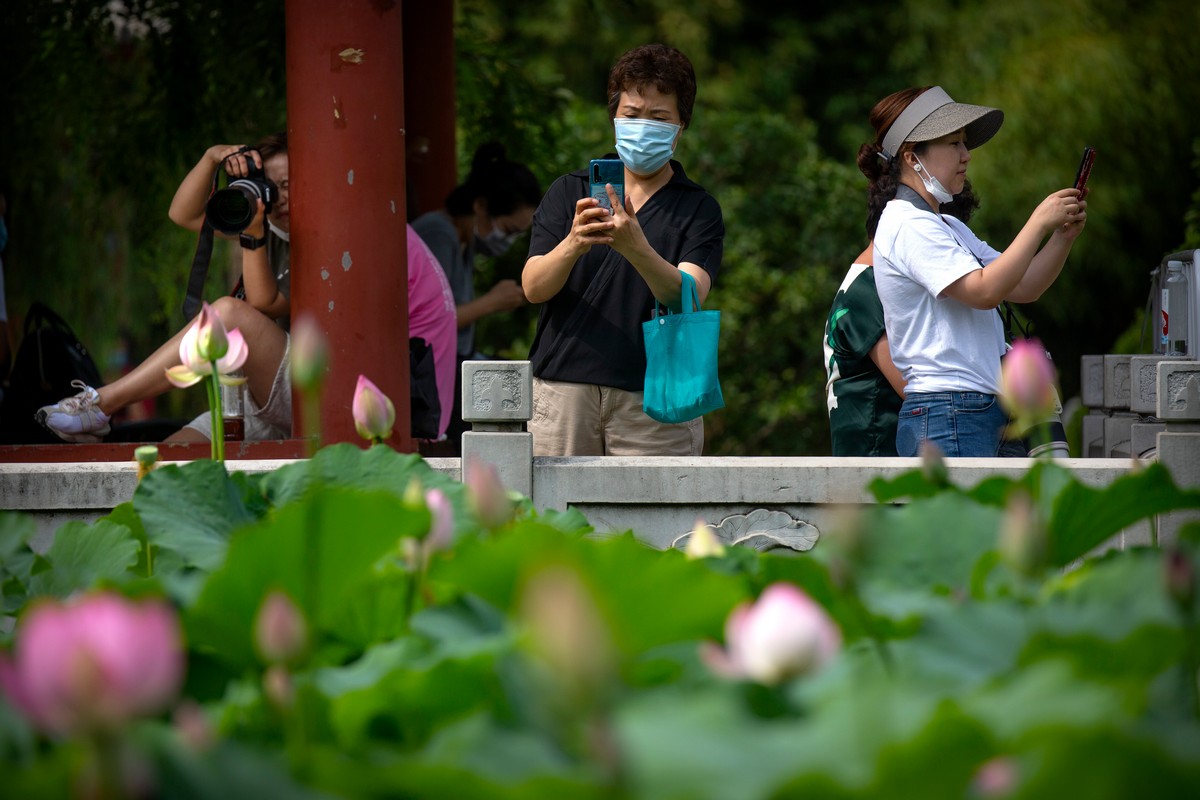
[4,447,1200,797]
[1,0,1197,451]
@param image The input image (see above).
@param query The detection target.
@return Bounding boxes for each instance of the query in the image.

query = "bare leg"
[163,426,209,443]
[95,297,287,416]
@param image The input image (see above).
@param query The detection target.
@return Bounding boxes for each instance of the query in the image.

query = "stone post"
[1156,360,1200,546]
[460,361,534,499]
[1080,355,1107,457]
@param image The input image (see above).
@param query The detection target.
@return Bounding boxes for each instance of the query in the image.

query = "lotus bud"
[194,302,230,362]
[352,374,395,443]
[289,313,329,393]
[520,566,615,701]
[254,591,309,666]
[685,520,726,559]
[970,756,1019,797]
[998,491,1046,577]
[465,456,513,529]
[262,664,294,710]
[920,439,948,484]
[403,477,425,511]
[1000,338,1059,427]
[172,700,216,752]
[135,445,159,481]
[425,488,454,553]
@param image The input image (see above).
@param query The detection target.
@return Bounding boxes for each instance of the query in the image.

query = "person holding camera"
[36,134,294,442]
[37,132,457,444]
[862,86,1087,458]
[521,43,724,457]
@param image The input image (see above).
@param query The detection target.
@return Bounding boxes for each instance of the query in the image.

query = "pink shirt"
[407,224,458,437]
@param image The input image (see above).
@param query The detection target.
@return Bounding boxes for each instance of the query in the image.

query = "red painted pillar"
[286,0,411,450]
[402,2,457,219]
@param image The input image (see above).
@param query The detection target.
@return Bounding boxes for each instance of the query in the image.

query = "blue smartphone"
[589,159,625,214]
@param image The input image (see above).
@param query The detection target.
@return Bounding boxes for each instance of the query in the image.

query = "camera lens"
[206,184,257,234]
[593,165,601,183]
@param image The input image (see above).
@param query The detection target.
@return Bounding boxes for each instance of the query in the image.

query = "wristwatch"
[239,232,267,250]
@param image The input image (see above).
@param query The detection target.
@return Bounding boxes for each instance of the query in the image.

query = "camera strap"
[181,169,221,321]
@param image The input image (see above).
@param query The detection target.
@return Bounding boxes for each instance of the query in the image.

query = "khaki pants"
[530,377,703,456]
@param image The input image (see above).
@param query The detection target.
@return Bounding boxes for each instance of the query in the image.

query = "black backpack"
[0,302,104,444]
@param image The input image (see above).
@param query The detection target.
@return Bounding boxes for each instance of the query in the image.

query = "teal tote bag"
[642,271,725,424]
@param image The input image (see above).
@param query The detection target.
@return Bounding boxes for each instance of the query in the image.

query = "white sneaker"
[35,380,111,443]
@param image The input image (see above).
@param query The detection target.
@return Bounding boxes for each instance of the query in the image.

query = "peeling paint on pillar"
[390,200,396,215]
[287,0,409,448]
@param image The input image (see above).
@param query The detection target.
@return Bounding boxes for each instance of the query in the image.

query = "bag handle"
[650,271,702,320]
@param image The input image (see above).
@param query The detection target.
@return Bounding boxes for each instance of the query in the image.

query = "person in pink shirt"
[405,224,457,438]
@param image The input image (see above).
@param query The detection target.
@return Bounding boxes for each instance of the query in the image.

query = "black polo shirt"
[526,158,724,391]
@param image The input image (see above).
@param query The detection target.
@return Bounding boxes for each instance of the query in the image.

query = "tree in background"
[2,0,1197,453]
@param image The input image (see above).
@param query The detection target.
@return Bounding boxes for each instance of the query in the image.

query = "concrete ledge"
[2,456,1143,553]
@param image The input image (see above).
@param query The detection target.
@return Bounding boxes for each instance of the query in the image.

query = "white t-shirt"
[874,198,1005,395]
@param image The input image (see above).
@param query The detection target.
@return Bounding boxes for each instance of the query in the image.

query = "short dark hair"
[606,44,697,128]
[445,141,542,218]
[255,131,288,161]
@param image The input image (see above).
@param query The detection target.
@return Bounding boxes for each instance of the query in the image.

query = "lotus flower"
[254,591,309,666]
[999,338,1059,429]
[352,374,395,442]
[165,302,249,388]
[0,593,184,736]
[701,582,841,685]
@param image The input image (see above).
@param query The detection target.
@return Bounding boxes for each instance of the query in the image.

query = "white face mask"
[473,224,519,258]
[913,154,954,205]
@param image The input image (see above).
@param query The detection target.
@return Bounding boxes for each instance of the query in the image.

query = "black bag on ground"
[409,336,441,440]
[0,302,104,444]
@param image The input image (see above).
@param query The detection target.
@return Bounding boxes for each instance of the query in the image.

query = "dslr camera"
[204,151,278,235]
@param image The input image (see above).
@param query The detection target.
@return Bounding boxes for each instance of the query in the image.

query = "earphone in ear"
[913,162,923,172]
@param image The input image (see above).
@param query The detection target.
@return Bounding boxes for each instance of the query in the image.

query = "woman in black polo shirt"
[521,43,725,457]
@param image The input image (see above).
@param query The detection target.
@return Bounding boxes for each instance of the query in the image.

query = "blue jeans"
[896,392,1008,458]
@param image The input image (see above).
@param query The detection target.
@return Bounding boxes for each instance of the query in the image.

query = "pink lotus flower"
[701,582,841,685]
[352,374,395,442]
[465,456,513,528]
[999,338,1059,424]
[0,593,184,736]
[165,302,249,388]
[254,591,309,666]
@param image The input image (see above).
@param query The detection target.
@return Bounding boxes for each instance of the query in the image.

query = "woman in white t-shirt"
[862,86,1087,457]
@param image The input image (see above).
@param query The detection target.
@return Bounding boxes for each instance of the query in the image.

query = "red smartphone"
[1074,146,1096,193]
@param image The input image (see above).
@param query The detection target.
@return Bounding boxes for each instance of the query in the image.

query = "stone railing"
[6,360,1198,555]
[1079,354,1200,543]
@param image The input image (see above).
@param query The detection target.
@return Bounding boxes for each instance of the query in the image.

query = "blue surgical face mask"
[913,154,954,205]
[614,118,680,176]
